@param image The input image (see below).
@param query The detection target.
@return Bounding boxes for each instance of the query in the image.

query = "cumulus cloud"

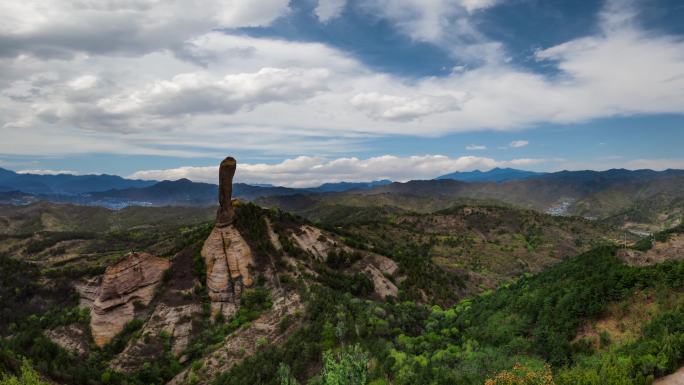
[350,92,464,121]
[466,144,486,150]
[129,154,551,187]
[1,0,684,162]
[509,140,529,148]
[16,169,79,175]
[358,0,498,44]
[0,0,290,58]
[29,67,331,132]
[100,68,330,117]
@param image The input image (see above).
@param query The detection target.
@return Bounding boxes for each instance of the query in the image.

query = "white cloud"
[466,144,486,150]
[315,0,347,22]
[358,0,498,44]
[68,75,98,90]
[16,169,79,175]
[129,154,551,187]
[92,68,330,124]
[509,140,529,148]
[0,0,684,162]
[350,92,464,121]
[461,0,499,12]
[0,0,290,58]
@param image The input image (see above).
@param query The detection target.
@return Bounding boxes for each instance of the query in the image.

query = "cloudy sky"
[1,0,683,186]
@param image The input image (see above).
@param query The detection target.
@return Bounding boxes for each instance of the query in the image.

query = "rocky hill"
[0,157,405,384]
[2,159,684,385]
[259,169,684,231]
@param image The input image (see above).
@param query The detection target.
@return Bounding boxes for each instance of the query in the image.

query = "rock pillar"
[216,157,236,227]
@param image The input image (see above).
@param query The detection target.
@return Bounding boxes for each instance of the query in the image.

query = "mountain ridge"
[436,167,546,182]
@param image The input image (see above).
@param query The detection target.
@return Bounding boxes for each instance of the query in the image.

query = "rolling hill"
[259,169,684,231]
[2,197,684,385]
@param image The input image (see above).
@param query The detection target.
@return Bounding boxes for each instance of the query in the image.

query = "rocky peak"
[203,157,255,316]
[216,156,237,227]
[89,252,170,346]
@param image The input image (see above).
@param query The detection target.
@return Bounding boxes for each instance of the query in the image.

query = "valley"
[1,159,683,385]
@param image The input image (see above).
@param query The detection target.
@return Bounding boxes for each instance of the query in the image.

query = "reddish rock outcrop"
[216,157,237,227]
[202,156,255,316]
[202,225,254,316]
[90,252,170,346]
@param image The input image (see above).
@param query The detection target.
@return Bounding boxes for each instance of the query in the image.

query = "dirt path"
[655,368,684,385]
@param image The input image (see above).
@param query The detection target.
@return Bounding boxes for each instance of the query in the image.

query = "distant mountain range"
[306,180,393,193]
[258,168,684,232]
[436,167,545,182]
[3,167,684,231]
[0,167,154,194]
[0,168,394,208]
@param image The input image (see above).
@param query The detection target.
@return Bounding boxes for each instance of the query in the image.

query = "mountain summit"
[436,167,545,182]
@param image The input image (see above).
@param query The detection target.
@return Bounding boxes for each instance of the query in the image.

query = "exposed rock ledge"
[618,234,684,266]
[202,225,254,317]
[167,291,302,385]
[90,252,170,346]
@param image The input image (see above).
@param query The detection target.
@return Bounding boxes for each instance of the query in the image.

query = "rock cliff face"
[90,252,170,346]
[201,156,255,316]
[110,302,200,372]
[202,225,254,316]
[290,225,337,261]
[216,157,237,227]
[358,254,399,299]
[168,291,302,385]
[45,324,90,356]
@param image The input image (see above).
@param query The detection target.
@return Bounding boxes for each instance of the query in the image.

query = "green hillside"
[258,171,684,231]
[0,202,682,385]
[220,227,684,385]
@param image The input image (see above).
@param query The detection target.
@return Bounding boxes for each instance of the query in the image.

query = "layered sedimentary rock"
[202,225,254,316]
[90,252,170,346]
[202,156,255,316]
[216,157,237,227]
[360,254,399,299]
[45,324,90,356]
[111,302,200,372]
[74,276,101,308]
[290,225,339,261]
[168,292,302,385]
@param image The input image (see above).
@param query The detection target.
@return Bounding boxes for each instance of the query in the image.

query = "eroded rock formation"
[216,157,237,227]
[45,324,90,356]
[167,291,302,385]
[359,254,399,299]
[290,225,339,261]
[202,226,254,316]
[110,302,200,372]
[202,156,255,316]
[90,252,170,346]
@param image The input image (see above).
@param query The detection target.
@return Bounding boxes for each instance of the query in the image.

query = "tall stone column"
[215,156,236,227]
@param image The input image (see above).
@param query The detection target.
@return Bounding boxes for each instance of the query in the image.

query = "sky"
[1,0,683,187]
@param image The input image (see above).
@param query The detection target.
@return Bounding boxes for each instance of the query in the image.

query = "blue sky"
[0,0,683,186]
